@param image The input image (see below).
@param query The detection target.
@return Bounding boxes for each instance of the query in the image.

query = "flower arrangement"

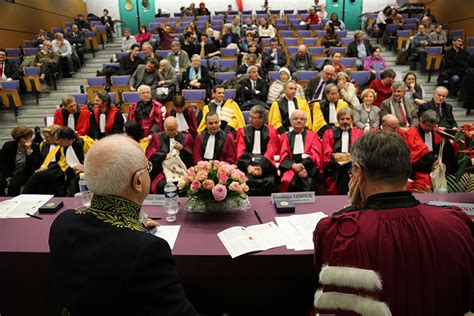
[179,161,250,213]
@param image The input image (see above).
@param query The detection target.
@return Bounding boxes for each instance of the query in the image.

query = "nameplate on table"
[429,201,474,216]
[143,194,164,206]
[271,192,315,204]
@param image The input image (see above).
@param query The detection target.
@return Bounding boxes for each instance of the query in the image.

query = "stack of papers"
[275,212,328,251]
[153,225,181,249]
[0,194,53,219]
[218,222,285,258]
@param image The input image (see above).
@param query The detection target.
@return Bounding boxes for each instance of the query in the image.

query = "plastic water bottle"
[164,182,179,222]
[78,173,92,207]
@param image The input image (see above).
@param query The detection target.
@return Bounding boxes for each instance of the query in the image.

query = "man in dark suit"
[417,86,457,129]
[304,65,337,103]
[66,24,86,66]
[238,65,268,110]
[262,37,287,71]
[0,49,20,80]
[347,31,374,69]
[380,81,418,129]
[49,135,197,316]
[130,58,159,91]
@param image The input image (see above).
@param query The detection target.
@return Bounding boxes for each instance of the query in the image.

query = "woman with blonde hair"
[336,72,360,108]
[353,88,381,132]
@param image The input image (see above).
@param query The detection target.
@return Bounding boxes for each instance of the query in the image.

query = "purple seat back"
[449,29,464,37]
[116,52,128,61]
[342,38,353,46]
[221,48,237,56]
[23,67,41,76]
[287,46,298,55]
[111,76,130,86]
[182,89,206,101]
[122,92,141,103]
[261,38,271,46]
[397,30,411,37]
[224,89,236,100]
[72,93,88,105]
[150,23,161,30]
[401,24,415,30]
[219,59,237,69]
[1,80,19,90]
[283,38,298,46]
[340,58,357,67]
[7,57,20,64]
[338,31,347,38]
[329,47,347,55]
[155,17,167,23]
[293,24,307,31]
[156,50,170,58]
[23,47,39,56]
[302,38,318,45]
[280,30,294,37]
[386,24,399,34]
[52,27,63,34]
[297,31,311,37]
[268,71,280,81]
[138,51,146,59]
[108,92,116,103]
[351,71,370,86]
[426,47,443,55]
[85,31,96,38]
[297,71,318,81]
[87,77,106,86]
[216,72,236,81]
[95,25,107,32]
[24,40,34,48]
[308,46,324,55]
[176,72,182,83]
[6,48,21,56]
[314,30,326,37]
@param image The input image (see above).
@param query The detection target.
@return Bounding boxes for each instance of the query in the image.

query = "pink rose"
[240,183,249,193]
[195,171,208,181]
[219,175,229,184]
[212,184,227,201]
[212,160,221,168]
[202,179,215,190]
[229,181,240,192]
[190,180,201,193]
[178,179,187,190]
[197,161,210,170]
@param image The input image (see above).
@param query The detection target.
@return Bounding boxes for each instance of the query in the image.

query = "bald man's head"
[381,114,400,132]
[164,116,179,138]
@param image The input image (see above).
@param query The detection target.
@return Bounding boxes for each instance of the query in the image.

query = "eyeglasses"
[133,161,153,175]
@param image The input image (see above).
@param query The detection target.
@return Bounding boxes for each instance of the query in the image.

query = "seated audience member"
[221,24,239,48]
[237,53,262,77]
[312,83,349,137]
[353,88,381,131]
[49,135,197,316]
[75,14,90,31]
[119,44,142,76]
[404,72,425,107]
[51,33,75,77]
[380,81,418,129]
[369,68,396,107]
[267,67,305,105]
[304,7,320,25]
[100,8,114,41]
[258,17,276,39]
[375,6,391,36]
[181,32,197,60]
[128,85,165,137]
[34,40,58,92]
[142,42,160,62]
[167,95,198,135]
[0,48,20,80]
[197,85,245,135]
[347,31,374,68]
[322,24,342,49]
[288,45,314,78]
[156,25,177,50]
[240,33,259,55]
[422,8,437,24]
[193,112,236,164]
[313,130,473,316]
[262,37,287,71]
[429,24,447,47]
[183,3,197,16]
[269,80,312,134]
[121,28,137,52]
[241,17,258,38]
[198,33,221,60]
[305,65,337,103]
[206,28,222,49]
[321,108,364,194]
[182,54,212,91]
[326,13,345,32]
[124,120,150,152]
[147,117,193,194]
[156,59,178,103]
[363,46,387,74]
[388,8,404,27]
[89,92,124,139]
[336,72,360,108]
[196,2,211,16]
[236,105,279,195]
[0,125,41,196]
[167,41,191,73]
[130,58,159,92]
[231,16,241,36]
[238,66,268,110]
[317,4,328,20]
[279,110,321,192]
[413,25,432,73]
[53,95,91,136]
[135,24,152,46]
[66,24,86,66]
[438,36,470,98]
[33,28,52,47]
[420,16,435,33]
[327,51,345,73]
[417,86,457,129]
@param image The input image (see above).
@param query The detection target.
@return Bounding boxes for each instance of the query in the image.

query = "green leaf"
[453,131,465,143]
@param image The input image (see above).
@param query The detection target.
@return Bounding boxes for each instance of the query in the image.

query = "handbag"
[156,86,169,96]
[430,138,447,192]
[162,148,187,183]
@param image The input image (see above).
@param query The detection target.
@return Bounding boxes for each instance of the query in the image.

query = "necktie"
[313,80,325,100]
[0,62,3,78]
[398,101,408,126]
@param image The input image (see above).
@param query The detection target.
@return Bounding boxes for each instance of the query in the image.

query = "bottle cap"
[79,172,85,180]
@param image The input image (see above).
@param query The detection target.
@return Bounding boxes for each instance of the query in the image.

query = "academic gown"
[312,99,349,138]
[166,108,198,136]
[53,106,91,136]
[146,132,194,194]
[268,97,312,134]
[193,130,236,165]
[321,127,364,195]
[236,125,280,195]
[279,129,321,192]
[90,107,124,139]
[128,100,165,137]
[197,100,246,135]
[313,191,474,316]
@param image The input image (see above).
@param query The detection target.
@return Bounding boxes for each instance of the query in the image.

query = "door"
[326,0,363,31]
[118,0,156,35]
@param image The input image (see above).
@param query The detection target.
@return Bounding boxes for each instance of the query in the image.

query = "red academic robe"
[313,191,474,316]
[279,129,321,192]
[91,107,123,138]
[321,127,364,195]
[166,107,198,136]
[193,130,236,165]
[146,132,194,194]
[53,106,91,136]
[128,100,165,137]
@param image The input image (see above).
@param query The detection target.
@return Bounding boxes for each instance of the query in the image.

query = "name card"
[271,192,315,204]
[429,201,474,216]
[143,194,164,206]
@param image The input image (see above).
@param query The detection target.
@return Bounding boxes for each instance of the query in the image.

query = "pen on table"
[254,209,262,224]
[26,213,43,220]
[149,217,162,220]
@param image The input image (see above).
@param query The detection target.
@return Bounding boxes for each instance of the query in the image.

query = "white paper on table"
[153,225,181,249]
[275,217,299,250]
[0,194,53,218]
[287,212,328,251]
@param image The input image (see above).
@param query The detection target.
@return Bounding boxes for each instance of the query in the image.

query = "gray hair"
[250,104,267,121]
[337,107,353,120]
[142,42,153,50]
[351,130,411,186]
[324,83,338,95]
[137,84,151,94]
[391,81,406,91]
[171,40,181,47]
[61,95,75,106]
[85,135,145,196]
[247,65,259,74]
[191,54,201,61]
[354,30,364,39]
[283,80,297,89]
[290,109,307,121]
[420,110,440,124]
[434,86,448,96]
[54,32,64,40]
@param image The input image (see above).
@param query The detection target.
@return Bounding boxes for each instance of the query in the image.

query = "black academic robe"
[193,129,236,164]
[275,98,304,134]
[414,126,457,174]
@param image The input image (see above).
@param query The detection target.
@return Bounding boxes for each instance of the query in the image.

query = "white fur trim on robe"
[314,290,392,316]
[319,265,383,291]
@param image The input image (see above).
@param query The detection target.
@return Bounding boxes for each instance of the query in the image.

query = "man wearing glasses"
[417,86,457,129]
[49,135,197,315]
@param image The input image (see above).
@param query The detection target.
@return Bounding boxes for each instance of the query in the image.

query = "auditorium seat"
[23,47,39,56]
[110,76,131,103]
[182,89,206,110]
[219,59,237,71]
[328,47,347,57]
[71,93,88,106]
[86,77,106,103]
[6,48,21,57]
[0,80,22,116]
[351,71,371,86]
[268,71,280,82]
[23,67,43,103]
[216,72,236,82]
[224,89,236,100]
[425,46,443,83]
[121,92,140,114]
[340,58,357,70]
